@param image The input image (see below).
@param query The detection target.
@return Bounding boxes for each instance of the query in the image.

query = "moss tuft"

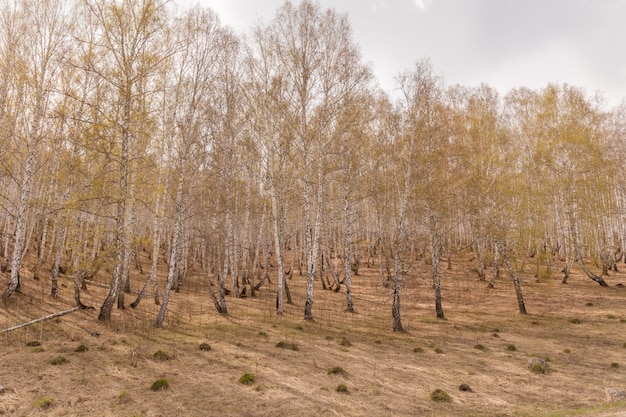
[151,350,172,361]
[339,337,352,347]
[49,356,68,365]
[430,389,451,402]
[33,396,54,409]
[239,373,256,385]
[275,341,299,351]
[327,366,344,375]
[150,379,169,391]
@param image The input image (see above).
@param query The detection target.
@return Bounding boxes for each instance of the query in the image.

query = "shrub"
[327,366,344,375]
[434,347,444,354]
[569,318,582,324]
[26,341,41,347]
[151,350,172,361]
[474,344,485,351]
[199,343,211,351]
[563,348,571,353]
[150,379,169,391]
[339,337,352,347]
[239,373,256,385]
[336,384,348,393]
[506,345,517,352]
[75,344,88,352]
[430,389,451,402]
[413,347,424,353]
[611,362,620,368]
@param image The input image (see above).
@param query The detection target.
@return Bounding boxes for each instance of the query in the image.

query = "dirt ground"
[1,252,626,416]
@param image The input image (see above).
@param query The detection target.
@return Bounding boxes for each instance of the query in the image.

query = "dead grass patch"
[1,252,626,416]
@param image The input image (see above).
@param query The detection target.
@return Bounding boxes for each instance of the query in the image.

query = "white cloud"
[414,0,432,11]
[369,1,390,13]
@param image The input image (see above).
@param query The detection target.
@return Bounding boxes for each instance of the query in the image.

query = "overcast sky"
[176,0,626,106]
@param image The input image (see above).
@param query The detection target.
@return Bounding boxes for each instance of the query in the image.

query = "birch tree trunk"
[343,164,354,312]
[494,238,527,314]
[429,214,445,319]
[155,171,185,327]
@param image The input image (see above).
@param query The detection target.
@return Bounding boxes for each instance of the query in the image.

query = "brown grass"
[1,252,626,416]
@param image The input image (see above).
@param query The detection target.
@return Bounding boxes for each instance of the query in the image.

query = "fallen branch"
[0,307,81,333]
[84,279,109,288]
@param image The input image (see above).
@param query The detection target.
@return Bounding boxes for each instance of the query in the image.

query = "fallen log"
[0,307,81,333]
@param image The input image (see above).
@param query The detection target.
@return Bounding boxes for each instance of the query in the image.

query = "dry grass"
[1,252,626,416]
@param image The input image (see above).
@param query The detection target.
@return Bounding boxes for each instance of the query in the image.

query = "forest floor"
[1,251,626,416]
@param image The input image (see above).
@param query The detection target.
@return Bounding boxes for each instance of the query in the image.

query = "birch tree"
[156,7,233,327]
[2,0,71,298]
[80,0,169,320]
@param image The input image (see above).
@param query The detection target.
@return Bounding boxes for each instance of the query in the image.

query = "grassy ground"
[1,252,626,416]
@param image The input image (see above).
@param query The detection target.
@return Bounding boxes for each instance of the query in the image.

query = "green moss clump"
[49,356,68,365]
[150,379,169,391]
[239,373,256,385]
[199,343,211,351]
[530,363,547,374]
[275,341,299,351]
[151,350,172,361]
[430,389,451,402]
[33,396,54,409]
[336,384,348,393]
[339,337,352,347]
[327,366,344,375]
[75,344,88,352]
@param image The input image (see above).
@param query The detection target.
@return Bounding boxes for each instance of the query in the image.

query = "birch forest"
[2,0,626,331]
